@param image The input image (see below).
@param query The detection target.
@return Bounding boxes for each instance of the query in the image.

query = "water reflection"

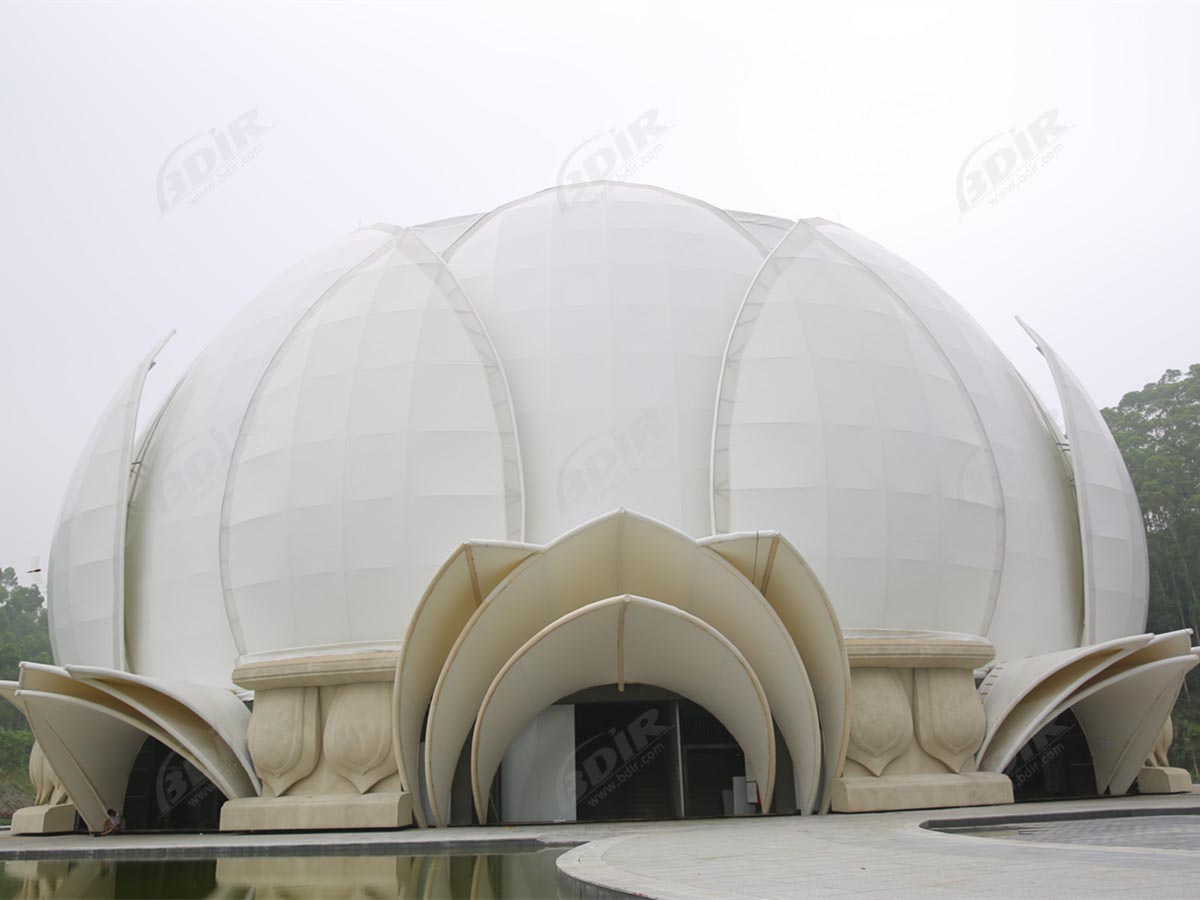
[0,849,564,899]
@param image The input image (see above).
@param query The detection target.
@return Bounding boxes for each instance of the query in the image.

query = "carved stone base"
[10,803,77,835]
[1137,765,1193,794]
[221,649,412,832]
[832,773,1012,813]
[220,792,411,831]
[834,629,1011,813]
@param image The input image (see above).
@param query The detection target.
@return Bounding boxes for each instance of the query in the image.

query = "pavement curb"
[0,833,566,861]
[921,800,1200,832]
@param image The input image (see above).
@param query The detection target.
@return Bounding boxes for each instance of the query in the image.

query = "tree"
[0,568,52,730]
[0,568,51,812]
[1103,364,1200,774]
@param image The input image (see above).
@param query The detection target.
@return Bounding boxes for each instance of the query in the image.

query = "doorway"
[1004,708,1098,801]
[122,737,226,830]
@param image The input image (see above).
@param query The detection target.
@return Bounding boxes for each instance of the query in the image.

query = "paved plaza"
[942,813,1200,851]
[555,793,1200,899]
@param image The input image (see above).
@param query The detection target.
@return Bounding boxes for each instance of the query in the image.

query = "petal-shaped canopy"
[15,663,257,830]
[977,634,1151,772]
[48,332,172,669]
[712,221,1004,638]
[700,530,850,811]
[1073,654,1198,794]
[126,227,399,686]
[19,689,147,831]
[1018,318,1150,643]
[443,182,767,542]
[221,228,523,659]
[423,510,820,825]
[393,539,539,826]
[66,665,257,797]
[816,223,1083,658]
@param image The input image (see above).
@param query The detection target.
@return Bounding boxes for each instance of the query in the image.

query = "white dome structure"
[51,182,1143,681]
[18,182,1191,836]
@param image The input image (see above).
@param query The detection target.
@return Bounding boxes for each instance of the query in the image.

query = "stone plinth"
[219,650,412,832]
[1137,716,1194,794]
[10,803,77,835]
[9,739,76,834]
[831,629,1013,813]
[1137,766,1192,794]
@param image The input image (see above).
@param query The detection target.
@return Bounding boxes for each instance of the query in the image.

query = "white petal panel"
[444,182,767,542]
[701,530,850,812]
[17,664,223,829]
[0,680,23,715]
[815,222,1083,658]
[471,595,776,822]
[126,228,398,685]
[19,663,256,815]
[393,539,539,826]
[713,221,1004,637]
[65,665,258,798]
[20,690,147,831]
[48,333,172,669]
[1070,654,1197,794]
[221,229,523,657]
[1018,319,1150,643]
[976,634,1151,771]
[423,510,820,825]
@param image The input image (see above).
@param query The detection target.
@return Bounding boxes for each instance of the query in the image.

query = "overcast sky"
[1,0,1197,581]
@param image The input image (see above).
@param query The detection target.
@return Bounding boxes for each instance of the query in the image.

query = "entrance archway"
[481,685,796,824]
[122,736,226,830]
[471,595,779,823]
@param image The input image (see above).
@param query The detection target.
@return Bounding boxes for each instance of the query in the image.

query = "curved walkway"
[557,793,1200,899]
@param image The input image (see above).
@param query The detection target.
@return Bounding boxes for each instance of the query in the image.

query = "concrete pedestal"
[1137,765,1193,794]
[8,739,77,834]
[219,650,412,832]
[10,803,77,835]
[831,629,1013,813]
[1137,717,1194,794]
[833,773,1012,813]
[220,792,412,831]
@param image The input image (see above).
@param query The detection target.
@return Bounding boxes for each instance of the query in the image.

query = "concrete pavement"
[557,793,1200,899]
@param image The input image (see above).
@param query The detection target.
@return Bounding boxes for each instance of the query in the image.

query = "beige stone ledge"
[233,651,399,691]
[219,792,412,832]
[843,628,995,669]
[831,772,1012,813]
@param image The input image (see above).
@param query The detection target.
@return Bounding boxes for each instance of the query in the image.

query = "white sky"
[1,0,1197,578]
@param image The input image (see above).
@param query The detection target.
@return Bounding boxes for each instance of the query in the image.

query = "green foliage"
[0,726,33,813]
[1103,364,1200,775]
[0,568,51,730]
[0,568,49,810]
[0,728,32,775]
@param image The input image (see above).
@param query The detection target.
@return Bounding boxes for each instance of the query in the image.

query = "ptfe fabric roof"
[46,182,1147,686]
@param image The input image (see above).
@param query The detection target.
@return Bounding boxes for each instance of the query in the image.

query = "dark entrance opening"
[559,686,777,822]
[573,697,677,821]
[678,698,747,817]
[1004,708,1098,801]
[122,737,226,830]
